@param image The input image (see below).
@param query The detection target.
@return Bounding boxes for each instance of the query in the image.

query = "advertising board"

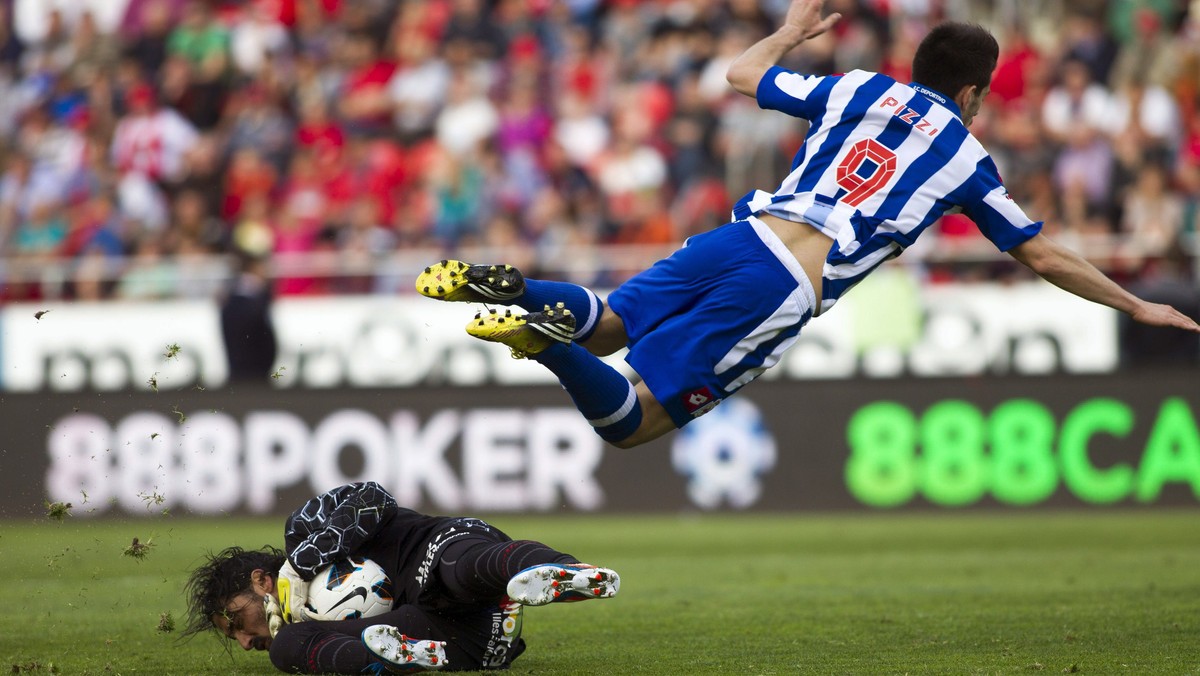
[1,373,1194,517]
[0,282,1118,392]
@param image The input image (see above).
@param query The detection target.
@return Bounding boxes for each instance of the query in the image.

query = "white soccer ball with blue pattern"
[303,557,394,621]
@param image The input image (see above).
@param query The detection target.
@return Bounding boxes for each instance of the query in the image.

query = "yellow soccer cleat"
[416,260,525,303]
[465,304,575,359]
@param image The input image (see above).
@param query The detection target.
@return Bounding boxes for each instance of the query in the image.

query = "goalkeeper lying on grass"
[182,481,619,673]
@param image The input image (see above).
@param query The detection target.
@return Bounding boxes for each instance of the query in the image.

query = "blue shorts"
[607,218,816,428]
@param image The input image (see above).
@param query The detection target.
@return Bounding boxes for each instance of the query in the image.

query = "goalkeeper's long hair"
[182,545,287,641]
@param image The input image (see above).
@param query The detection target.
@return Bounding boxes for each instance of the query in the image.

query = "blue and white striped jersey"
[732,66,1043,314]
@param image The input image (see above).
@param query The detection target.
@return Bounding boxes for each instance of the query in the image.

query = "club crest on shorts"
[682,387,721,418]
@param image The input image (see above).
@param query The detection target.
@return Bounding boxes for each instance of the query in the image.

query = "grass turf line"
[1,511,1198,675]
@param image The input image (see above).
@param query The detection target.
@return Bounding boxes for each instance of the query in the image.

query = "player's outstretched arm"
[726,0,841,97]
[1008,233,1200,333]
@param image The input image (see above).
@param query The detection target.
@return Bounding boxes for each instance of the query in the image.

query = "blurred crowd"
[0,0,1199,302]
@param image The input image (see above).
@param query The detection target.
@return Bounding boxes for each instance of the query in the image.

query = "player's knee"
[592,398,643,446]
[600,390,678,448]
[268,624,312,673]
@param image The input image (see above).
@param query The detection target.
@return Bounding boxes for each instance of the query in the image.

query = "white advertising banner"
[0,281,1118,392]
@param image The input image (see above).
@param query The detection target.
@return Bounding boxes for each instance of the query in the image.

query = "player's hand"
[783,0,841,42]
[263,592,286,638]
[1130,302,1200,333]
[276,560,312,624]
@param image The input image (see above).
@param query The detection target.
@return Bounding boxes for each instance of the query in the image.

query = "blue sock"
[516,279,605,342]
[532,343,642,443]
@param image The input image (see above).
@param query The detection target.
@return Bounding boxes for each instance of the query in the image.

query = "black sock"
[439,539,577,600]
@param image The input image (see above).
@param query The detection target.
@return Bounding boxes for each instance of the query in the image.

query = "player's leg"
[416,260,618,349]
[435,536,620,607]
[269,607,453,673]
[269,601,526,673]
[466,306,668,446]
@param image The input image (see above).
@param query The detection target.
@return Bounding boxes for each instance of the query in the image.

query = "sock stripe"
[587,383,637,428]
[573,289,601,339]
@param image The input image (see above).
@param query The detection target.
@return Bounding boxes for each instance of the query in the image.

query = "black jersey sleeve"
[283,481,398,580]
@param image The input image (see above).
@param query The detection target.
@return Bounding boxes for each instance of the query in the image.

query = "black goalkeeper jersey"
[282,481,464,607]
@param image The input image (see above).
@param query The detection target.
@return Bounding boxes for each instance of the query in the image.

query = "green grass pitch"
[2,510,1198,675]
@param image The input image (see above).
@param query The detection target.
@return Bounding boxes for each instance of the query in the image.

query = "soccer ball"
[303,557,394,621]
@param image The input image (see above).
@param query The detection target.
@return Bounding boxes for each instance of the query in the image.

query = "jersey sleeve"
[755,65,838,120]
[283,481,398,580]
[960,156,1043,252]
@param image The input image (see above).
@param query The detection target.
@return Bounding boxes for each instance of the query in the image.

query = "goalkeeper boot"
[506,563,620,606]
[416,260,525,303]
[362,625,448,672]
[465,304,575,359]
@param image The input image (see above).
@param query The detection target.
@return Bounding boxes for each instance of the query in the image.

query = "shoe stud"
[424,267,431,273]
[439,259,448,266]
[501,280,510,287]
[423,286,430,293]
[505,309,512,317]
[489,309,498,315]
[555,302,565,309]
[436,285,444,293]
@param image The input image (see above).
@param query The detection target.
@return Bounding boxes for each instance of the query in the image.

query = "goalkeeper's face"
[213,591,273,651]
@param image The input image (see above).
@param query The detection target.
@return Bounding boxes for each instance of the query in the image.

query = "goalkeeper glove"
[276,560,311,624]
[263,592,285,638]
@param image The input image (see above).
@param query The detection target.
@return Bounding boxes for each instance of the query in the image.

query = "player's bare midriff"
[758,212,833,316]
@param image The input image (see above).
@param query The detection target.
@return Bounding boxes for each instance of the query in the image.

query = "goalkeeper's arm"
[282,481,398,577]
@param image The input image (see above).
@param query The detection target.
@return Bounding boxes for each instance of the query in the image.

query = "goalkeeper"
[182,481,619,673]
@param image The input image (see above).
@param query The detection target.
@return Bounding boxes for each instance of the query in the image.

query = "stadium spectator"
[386,28,450,140]
[336,30,397,137]
[229,2,289,77]
[416,1,1200,451]
[1120,161,1186,261]
[0,0,1193,317]
[122,0,172,77]
[116,232,176,299]
[166,1,229,84]
[110,81,199,183]
[182,481,619,673]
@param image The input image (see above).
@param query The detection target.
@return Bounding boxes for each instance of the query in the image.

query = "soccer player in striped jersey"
[417,0,1200,449]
